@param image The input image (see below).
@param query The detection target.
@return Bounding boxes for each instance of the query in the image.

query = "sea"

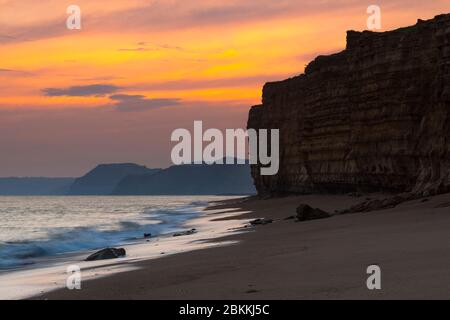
[0,196,234,270]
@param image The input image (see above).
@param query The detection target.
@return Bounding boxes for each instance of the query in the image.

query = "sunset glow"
[0,0,448,176]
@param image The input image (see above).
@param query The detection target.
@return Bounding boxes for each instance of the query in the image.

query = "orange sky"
[0,0,448,176]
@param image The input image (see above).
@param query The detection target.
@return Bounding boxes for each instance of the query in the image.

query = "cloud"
[75,76,124,82]
[157,44,184,51]
[42,84,121,97]
[109,94,181,112]
[0,68,34,77]
[2,0,444,46]
[118,42,184,52]
[0,18,65,44]
[117,47,149,52]
[0,34,17,42]
[133,73,294,91]
[0,0,362,44]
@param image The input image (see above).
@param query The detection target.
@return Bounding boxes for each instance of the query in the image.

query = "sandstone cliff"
[248,14,450,197]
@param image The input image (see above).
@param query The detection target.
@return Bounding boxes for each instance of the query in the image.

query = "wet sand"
[0,205,247,300]
[36,193,450,300]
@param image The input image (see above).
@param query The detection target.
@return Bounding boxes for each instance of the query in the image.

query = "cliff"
[248,14,450,197]
[69,163,160,195]
[112,162,256,195]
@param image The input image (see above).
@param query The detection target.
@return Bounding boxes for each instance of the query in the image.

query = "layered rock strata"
[248,14,450,196]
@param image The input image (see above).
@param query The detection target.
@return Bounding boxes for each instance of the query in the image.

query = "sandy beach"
[0,199,248,300]
[33,192,450,300]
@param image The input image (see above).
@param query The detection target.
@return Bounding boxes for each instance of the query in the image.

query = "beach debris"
[250,218,273,226]
[173,228,197,237]
[338,194,413,214]
[296,204,331,222]
[85,248,126,261]
[144,233,152,238]
[245,289,260,294]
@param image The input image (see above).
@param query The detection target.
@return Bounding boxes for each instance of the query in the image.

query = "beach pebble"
[85,248,126,261]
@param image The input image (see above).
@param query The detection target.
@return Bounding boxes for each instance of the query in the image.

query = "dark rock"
[144,233,152,238]
[284,215,296,220]
[173,229,197,237]
[247,14,450,197]
[250,218,274,226]
[296,204,331,222]
[342,194,415,214]
[245,289,260,294]
[85,248,126,261]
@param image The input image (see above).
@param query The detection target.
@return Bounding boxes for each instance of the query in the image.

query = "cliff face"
[248,14,450,197]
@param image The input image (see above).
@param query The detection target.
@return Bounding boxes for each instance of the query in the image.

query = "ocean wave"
[0,202,205,270]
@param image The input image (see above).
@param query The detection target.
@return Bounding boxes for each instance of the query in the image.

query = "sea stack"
[248,14,450,197]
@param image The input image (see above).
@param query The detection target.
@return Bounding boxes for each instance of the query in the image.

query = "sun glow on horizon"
[0,0,448,176]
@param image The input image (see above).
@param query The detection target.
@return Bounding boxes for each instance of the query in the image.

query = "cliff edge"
[248,14,450,197]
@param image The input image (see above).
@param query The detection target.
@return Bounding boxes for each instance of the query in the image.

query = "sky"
[0,0,448,177]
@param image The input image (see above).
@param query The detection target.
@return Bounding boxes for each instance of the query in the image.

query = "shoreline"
[32,192,450,300]
[0,198,251,300]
